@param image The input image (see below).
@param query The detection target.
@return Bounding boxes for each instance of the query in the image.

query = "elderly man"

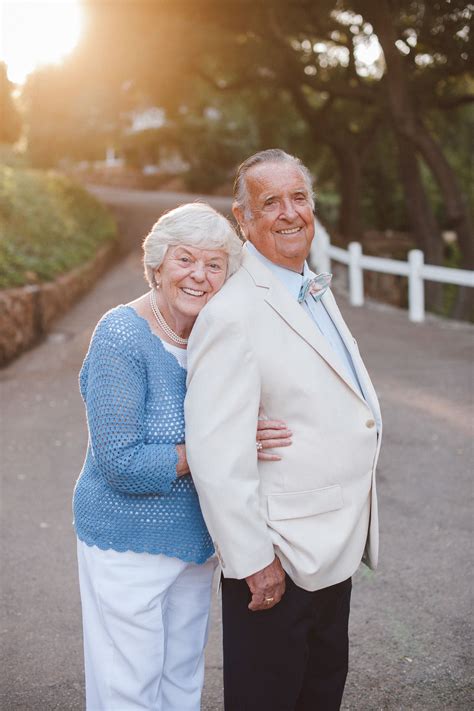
[185,149,382,710]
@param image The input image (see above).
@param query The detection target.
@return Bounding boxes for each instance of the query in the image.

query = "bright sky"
[0,0,83,84]
[0,1,385,87]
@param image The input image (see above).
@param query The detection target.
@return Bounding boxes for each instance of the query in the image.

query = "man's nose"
[279,198,297,219]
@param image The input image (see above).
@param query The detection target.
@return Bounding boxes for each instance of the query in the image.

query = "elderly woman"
[73,202,291,711]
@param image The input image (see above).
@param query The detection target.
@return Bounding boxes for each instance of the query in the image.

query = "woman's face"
[154,245,228,328]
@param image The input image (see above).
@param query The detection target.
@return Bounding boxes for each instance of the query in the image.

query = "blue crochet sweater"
[73,305,214,563]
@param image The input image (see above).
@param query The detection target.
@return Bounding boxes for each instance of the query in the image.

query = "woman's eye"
[180,257,191,263]
[294,194,307,202]
[209,263,222,271]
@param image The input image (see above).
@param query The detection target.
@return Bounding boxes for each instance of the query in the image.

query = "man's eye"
[294,194,307,202]
[180,257,191,263]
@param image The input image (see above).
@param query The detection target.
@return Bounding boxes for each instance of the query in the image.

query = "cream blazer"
[185,250,382,592]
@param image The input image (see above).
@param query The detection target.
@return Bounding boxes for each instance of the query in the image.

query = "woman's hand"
[176,444,190,476]
[177,419,292,475]
[256,419,292,461]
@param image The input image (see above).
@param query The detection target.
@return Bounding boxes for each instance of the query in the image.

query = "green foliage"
[424,104,474,219]
[171,97,260,193]
[0,144,29,169]
[362,131,408,231]
[23,62,120,168]
[180,121,248,193]
[0,167,117,289]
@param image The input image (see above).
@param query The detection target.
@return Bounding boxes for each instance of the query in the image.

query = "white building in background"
[95,106,193,175]
[126,107,166,134]
[142,154,189,175]
[125,106,189,175]
[104,147,124,168]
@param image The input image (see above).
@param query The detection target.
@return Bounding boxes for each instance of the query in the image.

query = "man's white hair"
[143,202,242,288]
[233,148,315,221]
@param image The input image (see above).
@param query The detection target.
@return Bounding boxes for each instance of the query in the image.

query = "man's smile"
[276,226,303,235]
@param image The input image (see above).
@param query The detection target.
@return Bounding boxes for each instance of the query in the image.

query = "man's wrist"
[220,542,275,580]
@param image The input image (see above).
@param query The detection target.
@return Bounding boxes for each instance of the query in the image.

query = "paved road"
[1,188,472,710]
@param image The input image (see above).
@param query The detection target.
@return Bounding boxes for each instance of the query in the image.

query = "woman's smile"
[181,287,207,297]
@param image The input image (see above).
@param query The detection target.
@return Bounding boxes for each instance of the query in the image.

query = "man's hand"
[245,557,286,611]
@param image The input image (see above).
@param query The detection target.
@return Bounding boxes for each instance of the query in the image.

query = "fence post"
[408,249,425,322]
[348,242,364,306]
[312,220,331,273]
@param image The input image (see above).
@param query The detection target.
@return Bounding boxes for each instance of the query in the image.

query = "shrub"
[0,166,117,289]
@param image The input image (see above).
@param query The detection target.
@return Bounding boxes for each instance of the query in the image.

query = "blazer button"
[366,419,375,429]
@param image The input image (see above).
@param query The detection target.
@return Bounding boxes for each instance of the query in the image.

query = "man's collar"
[245,242,313,300]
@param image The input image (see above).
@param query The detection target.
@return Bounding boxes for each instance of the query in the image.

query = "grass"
[0,166,117,289]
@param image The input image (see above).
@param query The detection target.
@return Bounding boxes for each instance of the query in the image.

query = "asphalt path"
[1,187,472,710]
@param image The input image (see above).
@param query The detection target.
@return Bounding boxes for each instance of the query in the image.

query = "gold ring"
[264,597,274,604]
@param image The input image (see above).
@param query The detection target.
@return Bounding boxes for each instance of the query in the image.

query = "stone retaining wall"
[0,241,118,367]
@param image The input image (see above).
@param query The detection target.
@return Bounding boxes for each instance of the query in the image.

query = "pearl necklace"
[149,290,188,346]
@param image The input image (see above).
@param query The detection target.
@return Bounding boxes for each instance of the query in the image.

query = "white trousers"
[77,540,215,711]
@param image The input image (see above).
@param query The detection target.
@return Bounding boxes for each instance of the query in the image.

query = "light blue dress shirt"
[246,242,364,398]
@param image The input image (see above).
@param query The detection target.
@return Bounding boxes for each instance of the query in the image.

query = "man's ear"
[232,203,248,239]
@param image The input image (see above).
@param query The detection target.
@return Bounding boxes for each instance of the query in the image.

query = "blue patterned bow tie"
[298,273,332,303]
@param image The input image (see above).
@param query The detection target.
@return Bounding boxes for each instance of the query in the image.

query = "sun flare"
[0,0,83,84]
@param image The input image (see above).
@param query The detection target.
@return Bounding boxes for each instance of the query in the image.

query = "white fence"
[311,221,474,323]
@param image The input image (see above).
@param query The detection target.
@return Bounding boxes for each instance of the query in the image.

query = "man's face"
[233,161,315,272]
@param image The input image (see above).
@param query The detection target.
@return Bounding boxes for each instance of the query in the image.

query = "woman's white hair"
[143,202,242,288]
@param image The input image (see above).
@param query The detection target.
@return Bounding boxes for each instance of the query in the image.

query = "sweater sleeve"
[82,333,178,496]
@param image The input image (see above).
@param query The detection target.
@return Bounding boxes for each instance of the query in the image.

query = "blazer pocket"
[267,485,343,521]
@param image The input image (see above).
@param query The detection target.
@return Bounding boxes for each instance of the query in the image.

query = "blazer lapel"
[322,290,382,421]
[242,251,365,400]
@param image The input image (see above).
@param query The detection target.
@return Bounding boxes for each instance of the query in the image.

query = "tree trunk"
[333,145,364,244]
[395,133,444,311]
[411,121,474,320]
[284,81,367,245]
[391,114,473,318]
[413,120,473,262]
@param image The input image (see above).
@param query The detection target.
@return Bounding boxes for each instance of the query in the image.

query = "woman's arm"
[176,420,292,477]
[84,336,180,495]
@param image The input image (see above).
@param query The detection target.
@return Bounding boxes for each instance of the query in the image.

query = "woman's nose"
[191,264,206,281]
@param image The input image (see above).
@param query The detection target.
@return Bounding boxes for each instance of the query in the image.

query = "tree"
[351,0,473,315]
[185,0,384,242]
[0,63,21,144]
[21,1,473,315]
[181,0,473,313]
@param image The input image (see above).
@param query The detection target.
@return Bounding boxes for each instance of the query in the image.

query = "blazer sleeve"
[185,306,275,579]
